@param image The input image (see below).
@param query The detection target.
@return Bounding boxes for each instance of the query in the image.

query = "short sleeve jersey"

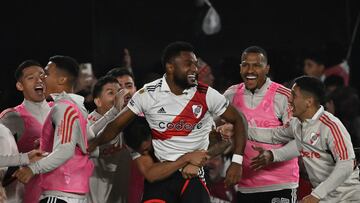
[127,76,229,162]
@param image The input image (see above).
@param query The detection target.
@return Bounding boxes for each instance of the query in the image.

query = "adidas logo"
[157,107,166,113]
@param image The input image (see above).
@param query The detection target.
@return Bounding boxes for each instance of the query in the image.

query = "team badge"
[309,132,320,145]
[192,104,203,119]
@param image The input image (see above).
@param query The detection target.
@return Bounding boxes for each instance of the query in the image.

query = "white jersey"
[88,109,131,203]
[249,106,360,202]
[127,76,229,162]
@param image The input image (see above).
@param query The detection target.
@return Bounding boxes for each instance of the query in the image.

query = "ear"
[16,82,24,91]
[94,97,102,108]
[306,97,314,108]
[265,64,270,75]
[165,62,174,73]
[57,76,67,85]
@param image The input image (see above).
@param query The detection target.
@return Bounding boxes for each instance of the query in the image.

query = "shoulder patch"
[139,88,145,94]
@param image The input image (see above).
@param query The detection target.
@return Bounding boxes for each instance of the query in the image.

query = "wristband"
[232,154,243,164]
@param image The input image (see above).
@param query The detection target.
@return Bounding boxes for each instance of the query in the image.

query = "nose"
[191,63,198,73]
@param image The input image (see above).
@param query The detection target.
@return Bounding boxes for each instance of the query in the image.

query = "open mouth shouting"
[34,85,45,96]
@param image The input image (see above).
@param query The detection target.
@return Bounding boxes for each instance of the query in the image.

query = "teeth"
[246,75,257,79]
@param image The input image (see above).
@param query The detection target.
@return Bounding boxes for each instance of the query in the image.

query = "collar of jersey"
[160,74,194,94]
[243,77,271,95]
[23,99,48,110]
[303,105,324,124]
[50,91,85,106]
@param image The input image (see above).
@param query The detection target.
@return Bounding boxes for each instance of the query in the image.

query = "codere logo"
[158,120,203,130]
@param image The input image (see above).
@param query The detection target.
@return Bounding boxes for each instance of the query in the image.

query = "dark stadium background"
[1,0,359,110]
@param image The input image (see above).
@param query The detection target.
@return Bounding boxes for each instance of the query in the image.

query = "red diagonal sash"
[151,84,209,140]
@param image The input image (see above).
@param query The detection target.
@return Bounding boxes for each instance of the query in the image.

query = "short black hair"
[15,60,42,81]
[92,75,119,99]
[123,117,151,151]
[49,55,79,84]
[293,75,325,105]
[241,46,268,64]
[161,41,194,68]
[303,51,325,65]
[106,67,135,80]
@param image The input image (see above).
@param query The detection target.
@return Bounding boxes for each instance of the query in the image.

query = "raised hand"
[122,48,132,69]
[250,145,273,171]
[114,89,130,111]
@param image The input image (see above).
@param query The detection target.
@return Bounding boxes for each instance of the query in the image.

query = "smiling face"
[240,52,269,91]
[169,51,199,89]
[16,66,46,102]
[290,84,309,121]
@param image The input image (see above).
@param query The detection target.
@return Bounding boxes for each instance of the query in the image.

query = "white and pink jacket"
[230,81,299,193]
[39,99,94,194]
[11,102,51,203]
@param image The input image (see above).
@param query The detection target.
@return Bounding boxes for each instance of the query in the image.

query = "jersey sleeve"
[325,118,356,162]
[0,124,24,168]
[29,103,86,174]
[223,85,237,102]
[127,88,149,115]
[274,89,292,125]
[0,110,24,140]
[206,86,229,117]
[248,121,295,144]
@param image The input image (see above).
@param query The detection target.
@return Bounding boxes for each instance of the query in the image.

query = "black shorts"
[142,171,210,203]
[237,188,297,203]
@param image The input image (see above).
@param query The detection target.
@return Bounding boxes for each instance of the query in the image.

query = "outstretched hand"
[122,48,132,69]
[224,162,242,187]
[250,145,273,171]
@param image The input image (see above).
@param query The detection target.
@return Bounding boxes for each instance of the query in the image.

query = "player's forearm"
[142,160,188,182]
[312,159,354,199]
[232,114,247,155]
[90,107,119,135]
[271,140,299,162]
[28,144,74,174]
[207,140,231,157]
[94,118,123,147]
[0,153,29,167]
